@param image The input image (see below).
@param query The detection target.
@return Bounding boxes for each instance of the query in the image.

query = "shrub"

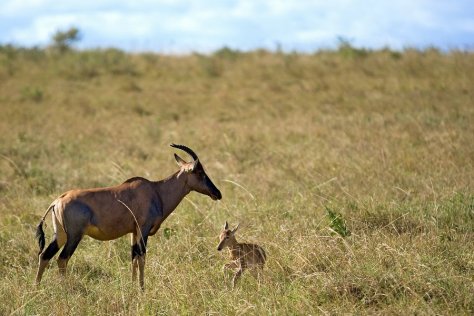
[326,206,351,237]
[50,27,81,53]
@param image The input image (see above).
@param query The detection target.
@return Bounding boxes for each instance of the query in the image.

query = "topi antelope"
[217,221,266,288]
[35,144,222,290]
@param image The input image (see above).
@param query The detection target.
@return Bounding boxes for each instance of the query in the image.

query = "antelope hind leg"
[36,217,66,284]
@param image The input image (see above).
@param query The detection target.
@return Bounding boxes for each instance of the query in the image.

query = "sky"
[1,0,473,53]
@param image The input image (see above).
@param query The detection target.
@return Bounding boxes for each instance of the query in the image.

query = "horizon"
[1,0,473,54]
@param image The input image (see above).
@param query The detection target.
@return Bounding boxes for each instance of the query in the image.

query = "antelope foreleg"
[131,239,143,284]
[132,258,138,282]
[131,234,138,282]
[223,260,239,271]
[131,232,148,290]
[232,268,243,289]
[138,254,146,290]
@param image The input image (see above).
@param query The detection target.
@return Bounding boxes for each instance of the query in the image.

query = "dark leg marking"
[131,238,147,259]
[58,236,82,260]
[41,239,60,260]
[131,243,142,259]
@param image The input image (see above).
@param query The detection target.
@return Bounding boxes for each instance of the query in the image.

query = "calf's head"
[217,221,239,251]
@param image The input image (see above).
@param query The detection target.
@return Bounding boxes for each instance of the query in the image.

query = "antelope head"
[171,143,222,201]
[217,221,239,251]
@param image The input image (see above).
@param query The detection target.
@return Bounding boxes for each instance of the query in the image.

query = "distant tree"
[51,27,81,53]
[336,36,368,58]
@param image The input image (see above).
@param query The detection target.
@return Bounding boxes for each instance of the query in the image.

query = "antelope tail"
[35,203,55,255]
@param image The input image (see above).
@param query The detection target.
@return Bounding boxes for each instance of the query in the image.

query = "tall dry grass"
[0,45,473,314]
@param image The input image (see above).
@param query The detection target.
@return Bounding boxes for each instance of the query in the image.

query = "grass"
[0,45,473,315]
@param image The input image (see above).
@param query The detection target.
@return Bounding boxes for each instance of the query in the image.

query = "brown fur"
[217,221,266,288]
[35,144,221,290]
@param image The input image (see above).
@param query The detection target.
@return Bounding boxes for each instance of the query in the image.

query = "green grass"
[0,45,473,314]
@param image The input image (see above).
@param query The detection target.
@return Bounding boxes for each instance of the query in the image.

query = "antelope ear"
[189,159,199,171]
[174,154,187,167]
[231,223,240,234]
[224,221,229,230]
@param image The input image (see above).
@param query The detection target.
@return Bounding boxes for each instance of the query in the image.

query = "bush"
[337,36,369,58]
[50,27,81,53]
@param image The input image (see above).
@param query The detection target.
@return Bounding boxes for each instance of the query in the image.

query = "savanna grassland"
[0,44,473,315]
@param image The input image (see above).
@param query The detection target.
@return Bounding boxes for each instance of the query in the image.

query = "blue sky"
[1,0,473,53]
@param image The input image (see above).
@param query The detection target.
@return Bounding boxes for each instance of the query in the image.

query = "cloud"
[0,0,473,52]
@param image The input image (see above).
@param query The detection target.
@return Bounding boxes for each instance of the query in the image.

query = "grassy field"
[0,44,473,315]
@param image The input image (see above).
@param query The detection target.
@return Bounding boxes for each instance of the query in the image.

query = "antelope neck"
[154,171,190,216]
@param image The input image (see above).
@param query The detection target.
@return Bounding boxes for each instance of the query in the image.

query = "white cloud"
[8,14,79,43]
[1,0,473,52]
[1,0,49,15]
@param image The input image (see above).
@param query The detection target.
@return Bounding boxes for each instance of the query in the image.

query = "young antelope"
[217,221,266,287]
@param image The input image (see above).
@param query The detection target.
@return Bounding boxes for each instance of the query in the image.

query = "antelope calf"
[35,144,222,290]
[217,221,266,287]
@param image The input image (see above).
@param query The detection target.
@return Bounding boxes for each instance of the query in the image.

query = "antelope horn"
[170,143,199,161]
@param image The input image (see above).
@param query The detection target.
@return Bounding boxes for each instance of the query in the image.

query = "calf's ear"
[231,223,240,234]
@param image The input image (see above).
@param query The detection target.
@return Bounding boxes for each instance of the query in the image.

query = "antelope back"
[240,243,266,266]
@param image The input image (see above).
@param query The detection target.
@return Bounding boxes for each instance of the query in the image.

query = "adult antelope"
[35,144,222,290]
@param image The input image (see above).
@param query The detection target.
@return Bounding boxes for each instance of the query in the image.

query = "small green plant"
[163,227,176,240]
[20,86,43,103]
[326,206,351,237]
